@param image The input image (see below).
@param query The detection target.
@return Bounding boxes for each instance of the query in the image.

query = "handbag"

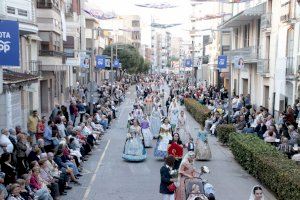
[167,183,176,192]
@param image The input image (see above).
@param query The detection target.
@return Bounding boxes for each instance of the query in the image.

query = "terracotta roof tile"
[3,69,38,85]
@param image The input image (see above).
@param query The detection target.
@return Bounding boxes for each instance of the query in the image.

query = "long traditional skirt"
[195,139,212,160]
[142,128,153,147]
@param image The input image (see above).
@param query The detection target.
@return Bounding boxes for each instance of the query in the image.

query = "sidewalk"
[183,105,277,200]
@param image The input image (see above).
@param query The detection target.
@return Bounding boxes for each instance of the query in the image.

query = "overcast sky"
[86,0,221,45]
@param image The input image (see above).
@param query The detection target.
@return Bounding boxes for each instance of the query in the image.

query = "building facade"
[0,0,40,130]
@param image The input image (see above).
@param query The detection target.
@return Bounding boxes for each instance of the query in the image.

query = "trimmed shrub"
[184,98,210,127]
[229,133,300,200]
[216,124,236,144]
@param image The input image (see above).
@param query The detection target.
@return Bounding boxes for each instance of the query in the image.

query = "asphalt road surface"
[62,85,277,200]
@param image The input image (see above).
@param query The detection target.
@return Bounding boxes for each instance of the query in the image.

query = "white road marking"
[82,139,111,200]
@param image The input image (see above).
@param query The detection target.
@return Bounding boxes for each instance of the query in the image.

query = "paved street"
[62,86,277,200]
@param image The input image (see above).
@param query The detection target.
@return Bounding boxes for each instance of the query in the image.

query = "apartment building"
[0,0,40,130]
[150,30,172,73]
[273,0,300,115]
[64,0,85,89]
[218,0,272,111]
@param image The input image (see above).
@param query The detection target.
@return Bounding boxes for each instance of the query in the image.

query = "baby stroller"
[185,178,215,200]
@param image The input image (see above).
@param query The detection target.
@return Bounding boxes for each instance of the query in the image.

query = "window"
[18,9,28,17]
[7,6,15,14]
[132,20,140,27]
[243,24,250,47]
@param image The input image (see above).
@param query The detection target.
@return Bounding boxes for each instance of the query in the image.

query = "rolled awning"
[220,2,266,29]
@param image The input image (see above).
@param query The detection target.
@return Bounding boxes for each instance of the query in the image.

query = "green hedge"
[216,124,235,144]
[229,133,300,200]
[184,98,210,127]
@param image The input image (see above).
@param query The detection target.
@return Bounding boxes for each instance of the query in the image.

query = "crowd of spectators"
[0,79,130,200]
[169,76,300,163]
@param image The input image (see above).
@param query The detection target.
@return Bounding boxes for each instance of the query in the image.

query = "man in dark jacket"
[160,156,176,200]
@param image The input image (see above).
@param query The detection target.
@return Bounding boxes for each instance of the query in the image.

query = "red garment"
[30,174,42,190]
[36,122,45,139]
[168,142,183,158]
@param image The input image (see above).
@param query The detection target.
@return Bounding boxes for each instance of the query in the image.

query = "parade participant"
[154,118,172,159]
[176,111,188,144]
[140,115,153,148]
[249,186,265,200]
[167,133,183,170]
[159,156,177,200]
[169,99,179,133]
[195,129,212,160]
[122,119,146,161]
[175,152,203,200]
[134,105,144,123]
[144,95,153,116]
[151,106,162,139]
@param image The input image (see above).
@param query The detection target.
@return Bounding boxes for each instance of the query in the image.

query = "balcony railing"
[229,46,259,62]
[39,50,65,57]
[28,60,42,75]
[37,2,60,13]
[257,59,270,74]
[261,13,272,29]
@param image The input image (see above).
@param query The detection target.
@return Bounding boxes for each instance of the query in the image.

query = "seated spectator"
[0,172,8,199]
[263,129,276,143]
[27,145,41,164]
[30,166,53,200]
[277,137,293,158]
[0,128,14,154]
[39,160,59,200]
[288,125,300,145]
[1,153,16,185]
[254,119,267,139]
[242,123,254,134]
[235,116,246,132]
[16,178,34,200]
[16,134,28,176]
[7,183,24,200]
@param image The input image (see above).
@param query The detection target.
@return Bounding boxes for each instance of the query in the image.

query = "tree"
[103,44,149,74]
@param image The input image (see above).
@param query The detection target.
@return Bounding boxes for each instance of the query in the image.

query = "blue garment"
[198,131,207,143]
[44,126,52,146]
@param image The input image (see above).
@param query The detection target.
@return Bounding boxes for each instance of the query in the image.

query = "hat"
[0,172,5,179]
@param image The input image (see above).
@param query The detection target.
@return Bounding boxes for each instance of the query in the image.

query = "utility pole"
[110,41,114,96]
[89,29,96,115]
[191,36,196,85]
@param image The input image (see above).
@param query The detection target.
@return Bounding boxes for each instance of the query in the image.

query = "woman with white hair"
[175,152,203,200]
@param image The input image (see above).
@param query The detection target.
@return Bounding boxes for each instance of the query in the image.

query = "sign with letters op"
[0,20,20,66]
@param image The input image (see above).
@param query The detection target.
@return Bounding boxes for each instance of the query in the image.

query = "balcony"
[28,60,42,76]
[261,13,272,30]
[227,46,259,63]
[37,1,60,14]
[39,50,65,57]
[257,59,270,74]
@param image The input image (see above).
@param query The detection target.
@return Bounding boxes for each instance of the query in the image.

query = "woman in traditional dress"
[144,95,153,116]
[175,152,203,200]
[249,186,265,200]
[122,119,146,161]
[150,106,162,139]
[195,129,212,161]
[154,118,172,159]
[176,110,188,144]
[140,115,153,148]
[169,99,180,133]
[167,133,183,170]
[134,105,144,123]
